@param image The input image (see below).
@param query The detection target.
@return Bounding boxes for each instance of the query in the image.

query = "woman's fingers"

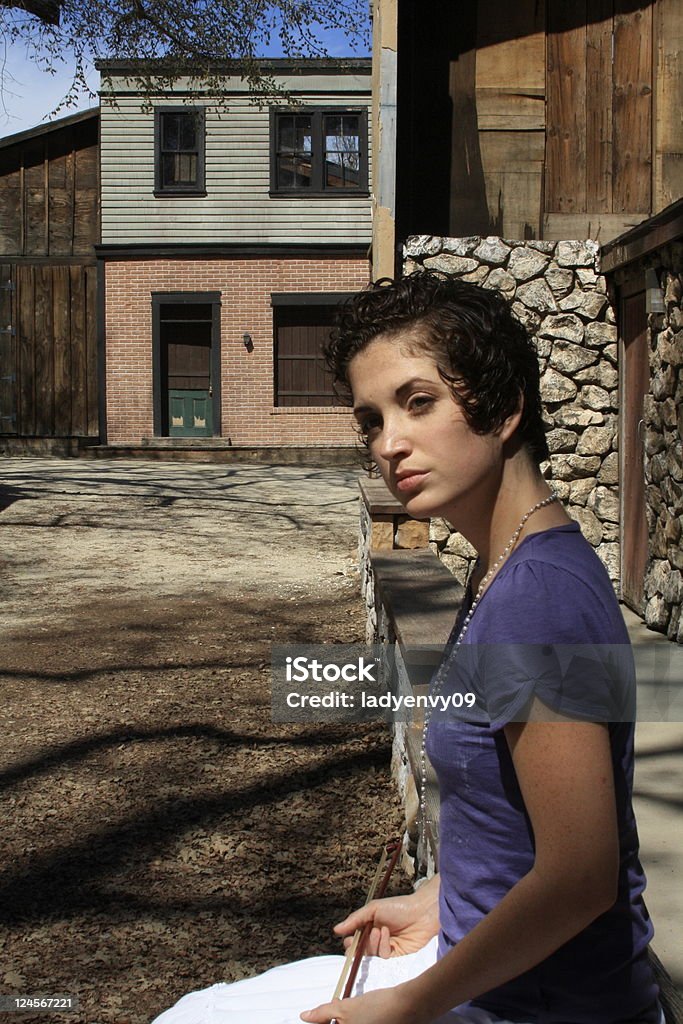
[300,999,341,1023]
[333,905,375,937]
[378,925,392,959]
[341,924,393,958]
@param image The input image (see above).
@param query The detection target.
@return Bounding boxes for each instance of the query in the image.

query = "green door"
[168,389,213,437]
[161,302,214,437]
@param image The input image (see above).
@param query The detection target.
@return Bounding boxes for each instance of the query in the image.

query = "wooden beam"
[613,1,653,214]
[653,0,683,212]
[546,0,588,215]
[0,1,60,24]
[585,1,613,214]
[600,200,683,273]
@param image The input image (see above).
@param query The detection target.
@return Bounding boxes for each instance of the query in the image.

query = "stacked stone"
[643,243,683,642]
[404,235,620,587]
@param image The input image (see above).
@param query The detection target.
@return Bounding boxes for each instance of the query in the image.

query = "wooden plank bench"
[366,538,683,1022]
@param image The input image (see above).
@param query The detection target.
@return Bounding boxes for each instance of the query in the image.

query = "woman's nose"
[375,419,412,461]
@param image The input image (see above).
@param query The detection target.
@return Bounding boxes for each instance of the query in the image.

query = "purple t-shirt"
[425,523,660,1023]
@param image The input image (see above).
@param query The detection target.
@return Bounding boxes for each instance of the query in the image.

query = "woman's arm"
[302,714,619,1024]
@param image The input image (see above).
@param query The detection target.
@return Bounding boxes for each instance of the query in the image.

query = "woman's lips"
[395,471,428,493]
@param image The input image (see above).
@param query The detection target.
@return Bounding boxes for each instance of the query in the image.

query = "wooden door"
[620,283,649,613]
[161,305,213,437]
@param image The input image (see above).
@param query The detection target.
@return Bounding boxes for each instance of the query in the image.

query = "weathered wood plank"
[0,183,22,253]
[476,0,546,91]
[586,3,613,214]
[33,263,53,434]
[52,264,71,435]
[24,187,47,256]
[69,264,87,435]
[546,0,587,215]
[73,189,99,254]
[448,2,488,236]
[17,264,35,435]
[85,263,98,435]
[478,129,544,238]
[543,211,649,243]
[654,0,683,212]
[0,263,16,434]
[48,188,76,254]
[476,90,545,132]
[73,141,99,189]
[613,1,653,214]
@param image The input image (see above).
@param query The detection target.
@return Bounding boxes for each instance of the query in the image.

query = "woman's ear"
[498,392,524,444]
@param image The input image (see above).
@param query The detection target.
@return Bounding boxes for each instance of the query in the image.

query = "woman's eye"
[358,416,381,436]
[409,395,434,413]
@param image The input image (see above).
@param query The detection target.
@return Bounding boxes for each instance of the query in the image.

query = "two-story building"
[96,58,372,451]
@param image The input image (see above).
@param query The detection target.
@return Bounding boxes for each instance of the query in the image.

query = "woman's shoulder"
[472,523,630,645]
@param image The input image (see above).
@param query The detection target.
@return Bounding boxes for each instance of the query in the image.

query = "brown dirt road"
[0,458,405,1024]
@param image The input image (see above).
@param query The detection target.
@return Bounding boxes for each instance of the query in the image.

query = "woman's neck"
[456,454,571,580]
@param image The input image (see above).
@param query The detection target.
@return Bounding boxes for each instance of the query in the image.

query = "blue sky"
[0,18,371,140]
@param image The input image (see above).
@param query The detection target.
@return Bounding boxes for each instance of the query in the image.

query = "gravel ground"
[0,459,407,1024]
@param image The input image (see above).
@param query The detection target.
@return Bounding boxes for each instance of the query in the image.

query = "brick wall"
[104,256,370,445]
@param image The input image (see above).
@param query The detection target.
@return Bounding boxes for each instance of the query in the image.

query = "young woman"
[152,274,661,1024]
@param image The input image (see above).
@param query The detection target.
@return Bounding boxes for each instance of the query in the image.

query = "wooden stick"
[332,837,403,1003]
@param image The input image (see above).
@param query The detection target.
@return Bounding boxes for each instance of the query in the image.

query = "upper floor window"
[154,107,206,196]
[270,108,368,196]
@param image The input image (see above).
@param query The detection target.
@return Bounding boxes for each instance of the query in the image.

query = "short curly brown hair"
[325,272,549,466]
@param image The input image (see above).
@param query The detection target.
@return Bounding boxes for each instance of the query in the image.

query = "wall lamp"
[242,332,254,352]
[645,268,665,315]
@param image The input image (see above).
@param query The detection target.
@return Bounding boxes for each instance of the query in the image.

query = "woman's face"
[348,332,513,526]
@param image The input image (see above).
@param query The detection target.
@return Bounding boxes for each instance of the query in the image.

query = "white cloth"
[150,938,531,1024]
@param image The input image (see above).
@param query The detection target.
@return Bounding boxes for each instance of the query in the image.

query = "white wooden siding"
[100,73,372,244]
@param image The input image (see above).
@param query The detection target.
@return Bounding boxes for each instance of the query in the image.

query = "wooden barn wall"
[472,0,546,240]
[545,0,654,240]
[0,262,98,437]
[0,117,99,257]
[400,0,679,244]
[654,0,683,211]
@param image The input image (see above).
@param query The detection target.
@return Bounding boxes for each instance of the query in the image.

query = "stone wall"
[642,243,683,642]
[404,235,620,587]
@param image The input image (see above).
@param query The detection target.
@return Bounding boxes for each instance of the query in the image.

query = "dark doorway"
[152,292,221,438]
[619,278,649,614]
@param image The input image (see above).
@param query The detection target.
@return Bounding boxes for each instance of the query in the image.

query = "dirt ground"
[0,458,407,1024]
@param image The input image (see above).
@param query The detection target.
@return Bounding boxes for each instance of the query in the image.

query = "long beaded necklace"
[418,492,558,847]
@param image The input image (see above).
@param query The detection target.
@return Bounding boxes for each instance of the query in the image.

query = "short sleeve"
[430,558,636,731]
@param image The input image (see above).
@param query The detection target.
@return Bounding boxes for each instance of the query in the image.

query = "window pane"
[324,114,360,188]
[324,114,359,153]
[177,153,197,183]
[162,153,197,187]
[278,114,312,153]
[179,113,198,150]
[277,155,311,188]
[162,113,181,151]
[294,117,312,153]
[278,116,295,151]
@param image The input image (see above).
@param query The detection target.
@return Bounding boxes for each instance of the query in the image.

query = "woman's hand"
[301,983,424,1024]
[334,877,441,958]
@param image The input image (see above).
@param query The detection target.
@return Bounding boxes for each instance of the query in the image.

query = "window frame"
[154,106,207,197]
[151,291,221,436]
[272,293,355,408]
[269,107,369,198]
